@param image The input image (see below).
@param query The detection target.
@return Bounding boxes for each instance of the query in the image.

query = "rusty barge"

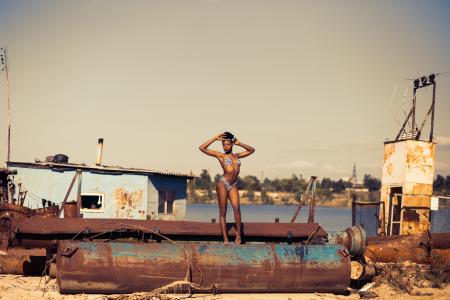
[0,144,365,294]
[1,218,365,293]
[1,191,367,294]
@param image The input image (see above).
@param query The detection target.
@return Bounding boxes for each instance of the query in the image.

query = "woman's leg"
[228,186,242,244]
[216,181,229,244]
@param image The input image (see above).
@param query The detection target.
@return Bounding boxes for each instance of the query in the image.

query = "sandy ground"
[0,275,449,300]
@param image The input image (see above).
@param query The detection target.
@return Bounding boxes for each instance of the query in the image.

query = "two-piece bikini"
[219,155,241,191]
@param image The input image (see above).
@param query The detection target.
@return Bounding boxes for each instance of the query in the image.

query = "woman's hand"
[234,139,255,158]
[215,133,225,141]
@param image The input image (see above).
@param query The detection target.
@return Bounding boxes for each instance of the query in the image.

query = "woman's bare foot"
[223,240,229,245]
[235,235,241,245]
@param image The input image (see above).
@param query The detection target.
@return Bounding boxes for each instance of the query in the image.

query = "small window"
[158,190,175,214]
[81,193,104,212]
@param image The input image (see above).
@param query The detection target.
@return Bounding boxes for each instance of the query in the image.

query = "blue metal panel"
[13,167,149,219]
[148,175,187,220]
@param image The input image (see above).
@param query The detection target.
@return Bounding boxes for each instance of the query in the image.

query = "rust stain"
[402,209,419,222]
[114,188,143,219]
[406,142,435,174]
[406,144,425,165]
[412,183,433,196]
[401,209,430,235]
[386,163,394,176]
[384,143,395,162]
[402,194,430,208]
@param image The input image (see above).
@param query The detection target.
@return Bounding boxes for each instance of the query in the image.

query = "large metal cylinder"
[327,225,367,257]
[57,241,351,294]
[63,201,77,218]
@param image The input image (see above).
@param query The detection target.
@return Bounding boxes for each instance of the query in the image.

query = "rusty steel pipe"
[327,225,367,257]
[56,240,351,294]
[10,218,328,241]
[95,138,104,166]
[429,232,450,249]
[367,232,450,250]
[0,255,46,275]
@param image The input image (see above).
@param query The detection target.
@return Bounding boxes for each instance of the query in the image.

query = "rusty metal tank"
[56,240,351,294]
[63,201,77,218]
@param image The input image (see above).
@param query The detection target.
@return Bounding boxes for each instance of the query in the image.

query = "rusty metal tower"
[379,74,438,236]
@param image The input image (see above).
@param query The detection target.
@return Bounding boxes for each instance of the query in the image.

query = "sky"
[0,0,449,180]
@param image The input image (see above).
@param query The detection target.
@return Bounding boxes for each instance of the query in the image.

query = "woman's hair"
[223,131,235,141]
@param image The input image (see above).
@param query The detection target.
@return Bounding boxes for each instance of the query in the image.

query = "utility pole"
[0,47,11,167]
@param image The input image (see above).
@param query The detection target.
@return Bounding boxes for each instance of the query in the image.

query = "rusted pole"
[307,179,316,224]
[16,183,21,206]
[76,170,82,218]
[7,180,13,204]
[291,176,316,223]
[429,82,436,141]
[380,201,386,235]
[57,171,79,217]
[0,48,12,166]
[395,106,414,141]
[19,190,27,206]
[412,88,416,133]
[351,194,356,226]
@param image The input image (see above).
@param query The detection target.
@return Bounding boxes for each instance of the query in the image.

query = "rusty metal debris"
[8,218,329,247]
[365,232,450,263]
[56,240,351,294]
[327,225,367,257]
[290,176,317,223]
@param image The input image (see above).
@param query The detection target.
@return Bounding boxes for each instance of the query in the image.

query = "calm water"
[186,204,352,232]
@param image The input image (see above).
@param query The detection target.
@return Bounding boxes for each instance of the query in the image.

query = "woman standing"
[199,132,255,244]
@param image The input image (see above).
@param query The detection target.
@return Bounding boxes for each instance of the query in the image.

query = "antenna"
[394,73,437,142]
[0,47,11,166]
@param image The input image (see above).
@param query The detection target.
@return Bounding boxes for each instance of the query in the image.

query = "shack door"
[388,186,402,235]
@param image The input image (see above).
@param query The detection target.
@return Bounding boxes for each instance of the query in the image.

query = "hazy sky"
[0,1,449,180]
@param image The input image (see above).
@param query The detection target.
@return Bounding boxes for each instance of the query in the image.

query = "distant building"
[7,161,194,220]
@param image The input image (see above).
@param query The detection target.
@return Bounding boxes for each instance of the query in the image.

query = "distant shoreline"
[189,189,380,208]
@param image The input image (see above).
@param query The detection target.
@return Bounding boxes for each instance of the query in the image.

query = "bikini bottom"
[219,176,236,192]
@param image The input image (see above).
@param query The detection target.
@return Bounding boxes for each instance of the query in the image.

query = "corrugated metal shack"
[7,161,193,220]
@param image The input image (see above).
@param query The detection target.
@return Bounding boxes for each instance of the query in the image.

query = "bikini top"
[224,154,241,166]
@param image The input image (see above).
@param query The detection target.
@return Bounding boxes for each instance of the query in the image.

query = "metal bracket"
[60,247,79,258]
[287,231,293,245]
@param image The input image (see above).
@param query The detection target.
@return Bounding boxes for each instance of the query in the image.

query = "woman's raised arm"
[234,139,255,158]
[199,133,224,157]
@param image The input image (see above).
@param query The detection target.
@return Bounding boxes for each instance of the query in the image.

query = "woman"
[199,132,255,244]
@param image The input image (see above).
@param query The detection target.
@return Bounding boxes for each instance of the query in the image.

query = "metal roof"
[7,161,194,179]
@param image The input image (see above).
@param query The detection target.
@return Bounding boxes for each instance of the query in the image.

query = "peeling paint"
[114,188,143,219]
